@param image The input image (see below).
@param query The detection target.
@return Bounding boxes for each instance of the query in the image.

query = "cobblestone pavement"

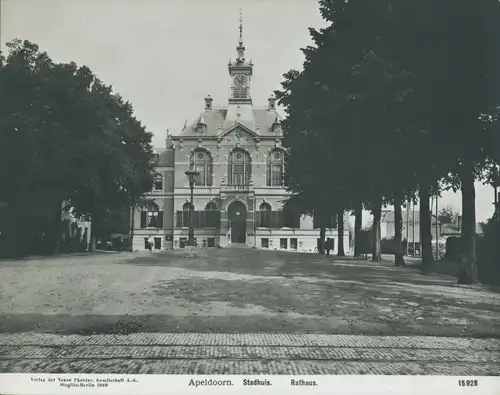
[1,333,499,375]
[1,248,499,337]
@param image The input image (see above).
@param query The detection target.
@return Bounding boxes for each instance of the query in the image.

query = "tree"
[382,0,500,282]
[278,0,500,282]
[353,203,363,258]
[337,210,345,256]
[393,194,405,266]
[0,40,154,257]
[438,206,459,225]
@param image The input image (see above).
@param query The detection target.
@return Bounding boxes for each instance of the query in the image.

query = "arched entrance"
[227,200,247,243]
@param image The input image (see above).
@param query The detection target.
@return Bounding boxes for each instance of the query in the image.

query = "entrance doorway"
[227,200,247,243]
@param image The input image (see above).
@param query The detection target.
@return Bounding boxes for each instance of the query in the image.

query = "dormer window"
[271,113,281,133]
[197,115,207,133]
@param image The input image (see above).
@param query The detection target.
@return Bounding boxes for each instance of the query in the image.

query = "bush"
[380,237,408,254]
[444,214,500,285]
[478,214,500,284]
[356,230,372,254]
[445,237,463,260]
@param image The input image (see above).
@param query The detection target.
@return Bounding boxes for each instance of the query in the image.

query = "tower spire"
[236,9,245,61]
[239,8,243,45]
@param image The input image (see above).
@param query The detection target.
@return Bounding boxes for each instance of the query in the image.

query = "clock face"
[234,74,247,87]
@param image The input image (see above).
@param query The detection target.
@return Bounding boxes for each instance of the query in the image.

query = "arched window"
[205,202,218,210]
[205,202,219,227]
[147,202,160,227]
[140,202,163,229]
[190,149,213,186]
[228,149,251,186]
[259,202,271,211]
[266,149,285,187]
[153,173,163,191]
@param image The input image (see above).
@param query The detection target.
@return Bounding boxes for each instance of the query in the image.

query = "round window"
[197,152,204,159]
[236,153,242,159]
[274,152,281,159]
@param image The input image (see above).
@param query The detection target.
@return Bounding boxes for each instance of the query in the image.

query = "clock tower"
[228,10,253,105]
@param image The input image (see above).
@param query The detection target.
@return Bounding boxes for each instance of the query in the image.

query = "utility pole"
[412,201,415,256]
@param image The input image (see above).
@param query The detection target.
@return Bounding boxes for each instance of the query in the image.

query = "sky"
[2,0,496,223]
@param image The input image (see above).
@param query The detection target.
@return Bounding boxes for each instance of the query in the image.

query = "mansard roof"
[176,105,282,139]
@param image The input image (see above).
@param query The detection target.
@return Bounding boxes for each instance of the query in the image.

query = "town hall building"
[132,20,348,253]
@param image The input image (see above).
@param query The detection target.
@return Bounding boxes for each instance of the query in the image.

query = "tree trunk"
[337,210,345,256]
[371,199,382,262]
[394,192,405,266]
[89,235,96,252]
[458,164,479,284]
[50,201,63,255]
[128,204,135,252]
[419,184,433,271]
[354,203,362,258]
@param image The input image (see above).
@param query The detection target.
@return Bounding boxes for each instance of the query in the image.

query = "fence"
[175,211,220,228]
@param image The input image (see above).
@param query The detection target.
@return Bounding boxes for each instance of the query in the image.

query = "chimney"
[457,215,462,232]
[204,95,213,110]
[268,93,276,110]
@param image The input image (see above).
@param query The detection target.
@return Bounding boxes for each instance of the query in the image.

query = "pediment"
[220,125,256,146]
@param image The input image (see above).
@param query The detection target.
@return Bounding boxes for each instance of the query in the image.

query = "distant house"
[382,210,483,248]
[439,223,461,238]
[61,205,92,249]
[440,221,484,238]
[380,210,443,249]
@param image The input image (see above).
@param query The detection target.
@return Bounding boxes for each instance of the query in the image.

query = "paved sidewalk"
[1,333,499,375]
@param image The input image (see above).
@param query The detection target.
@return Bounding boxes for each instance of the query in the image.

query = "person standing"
[325,237,333,256]
[147,235,154,252]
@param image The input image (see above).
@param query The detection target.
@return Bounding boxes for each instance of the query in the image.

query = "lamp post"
[185,169,200,246]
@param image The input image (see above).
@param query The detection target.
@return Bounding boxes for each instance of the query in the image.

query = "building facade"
[132,24,348,253]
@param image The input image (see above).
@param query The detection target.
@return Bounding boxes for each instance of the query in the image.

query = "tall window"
[153,174,163,191]
[190,149,213,186]
[205,202,219,228]
[228,149,251,186]
[259,202,271,227]
[140,202,163,229]
[266,150,284,186]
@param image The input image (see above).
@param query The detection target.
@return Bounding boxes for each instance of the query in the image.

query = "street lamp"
[185,169,200,246]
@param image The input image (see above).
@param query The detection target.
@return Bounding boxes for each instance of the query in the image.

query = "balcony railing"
[176,210,221,229]
[220,184,251,192]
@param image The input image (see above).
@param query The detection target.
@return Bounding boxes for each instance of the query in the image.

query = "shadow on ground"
[1,248,499,338]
